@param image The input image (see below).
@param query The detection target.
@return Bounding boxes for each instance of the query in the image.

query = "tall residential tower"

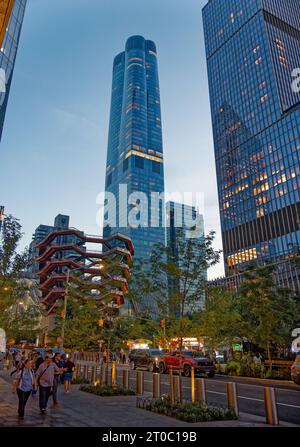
[0,0,26,142]
[103,35,165,261]
[203,0,300,286]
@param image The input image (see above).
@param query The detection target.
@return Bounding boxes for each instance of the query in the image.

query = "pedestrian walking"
[35,355,61,414]
[35,352,44,371]
[51,353,64,408]
[12,359,36,419]
[10,356,22,378]
[62,356,75,394]
[7,349,13,370]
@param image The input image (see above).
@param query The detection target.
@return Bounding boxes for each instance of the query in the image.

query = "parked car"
[291,355,300,385]
[159,351,216,378]
[129,349,164,372]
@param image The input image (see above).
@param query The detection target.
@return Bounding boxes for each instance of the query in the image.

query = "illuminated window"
[228,248,258,267]
[256,208,265,218]
[261,93,268,103]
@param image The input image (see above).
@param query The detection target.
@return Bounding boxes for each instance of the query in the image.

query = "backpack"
[18,367,34,389]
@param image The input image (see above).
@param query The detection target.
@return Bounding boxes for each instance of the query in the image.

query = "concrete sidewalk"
[0,373,295,427]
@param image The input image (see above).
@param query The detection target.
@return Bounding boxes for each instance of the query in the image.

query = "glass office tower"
[203,0,300,278]
[104,35,165,261]
[166,201,207,314]
[0,0,27,142]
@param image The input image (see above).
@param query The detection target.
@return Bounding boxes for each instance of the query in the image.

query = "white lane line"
[277,402,300,409]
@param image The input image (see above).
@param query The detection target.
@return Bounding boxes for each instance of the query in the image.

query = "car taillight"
[291,365,295,370]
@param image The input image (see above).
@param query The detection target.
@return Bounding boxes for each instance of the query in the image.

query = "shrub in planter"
[264,368,291,380]
[215,363,227,375]
[80,383,135,396]
[144,396,237,423]
[227,360,242,376]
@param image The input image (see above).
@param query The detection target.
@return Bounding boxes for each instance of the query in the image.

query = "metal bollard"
[98,363,103,385]
[102,363,107,385]
[264,387,279,425]
[173,375,180,402]
[196,378,207,403]
[169,366,174,402]
[227,382,239,417]
[123,369,129,389]
[92,366,96,385]
[106,363,111,385]
[111,361,116,385]
[191,367,195,402]
[83,365,88,380]
[178,368,183,403]
[136,370,144,395]
[152,373,161,398]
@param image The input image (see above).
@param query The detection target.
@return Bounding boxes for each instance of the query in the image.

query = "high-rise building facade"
[0,0,26,142]
[166,201,207,314]
[203,0,300,279]
[104,35,165,261]
[28,214,84,278]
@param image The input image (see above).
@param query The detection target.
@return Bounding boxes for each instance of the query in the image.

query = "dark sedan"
[129,349,164,372]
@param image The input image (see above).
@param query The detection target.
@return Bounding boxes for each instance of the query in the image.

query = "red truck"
[158,351,216,378]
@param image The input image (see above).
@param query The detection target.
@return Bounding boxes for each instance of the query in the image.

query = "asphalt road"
[115,367,300,425]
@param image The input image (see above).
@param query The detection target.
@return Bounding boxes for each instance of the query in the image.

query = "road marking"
[277,402,300,409]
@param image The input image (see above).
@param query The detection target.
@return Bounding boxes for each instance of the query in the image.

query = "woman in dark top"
[62,356,75,393]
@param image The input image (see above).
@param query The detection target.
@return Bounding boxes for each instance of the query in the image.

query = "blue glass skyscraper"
[166,201,207,314]
[104,36,165,261]
[203,0,300,281]
[0,0,26,142]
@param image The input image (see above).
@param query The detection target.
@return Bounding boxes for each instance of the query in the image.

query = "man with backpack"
[35,355,62,414]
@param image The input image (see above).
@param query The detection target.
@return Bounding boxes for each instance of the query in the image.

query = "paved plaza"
[0,372,295,427]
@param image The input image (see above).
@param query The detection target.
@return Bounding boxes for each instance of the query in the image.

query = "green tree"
[5,304,42,343]
[128,231,220,324]
[237,265,300,362]
[0,215,41,342]
[196,287,242,353]
[51,298,104,351]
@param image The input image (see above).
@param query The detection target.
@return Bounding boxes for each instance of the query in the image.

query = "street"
[115,368,300,425]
